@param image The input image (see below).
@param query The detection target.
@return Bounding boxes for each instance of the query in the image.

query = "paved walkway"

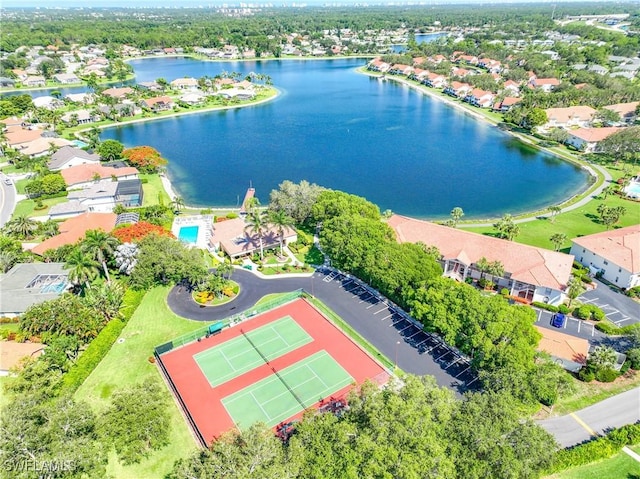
[463,162,612,227]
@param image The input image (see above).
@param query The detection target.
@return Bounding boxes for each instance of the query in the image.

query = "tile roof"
[30,212,117,255]
[534,325,589,366]
[387,215,574,290]
[67,180,118,200]
[19,137,73,156]
[211,217,297,257]
[603,101,639,118]
[545,106,597,124]
[572,224,640,274]
[569,127,623,143]
[60,163,138,187]
[48,146,100,170]
[4,126,43,147]
[0,341,46,372]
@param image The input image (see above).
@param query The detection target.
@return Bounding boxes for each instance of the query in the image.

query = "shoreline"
[358,68,602,223]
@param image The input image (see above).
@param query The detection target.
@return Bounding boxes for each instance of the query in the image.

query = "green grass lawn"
[547,371,640,417]
[141,173,171,207]
[462,193,640,251]
[12,196,68,219]
[544,450,640,479]
[74,286,207,479]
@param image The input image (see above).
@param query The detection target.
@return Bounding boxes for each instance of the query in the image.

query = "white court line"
[250,390,272,421]
[373,307,388,315]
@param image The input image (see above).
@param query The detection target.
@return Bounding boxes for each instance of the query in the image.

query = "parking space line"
[358,293,373,303]
[455,365,470,378]
[373,307,388,315]
[577,320,581,333]
[406,330,422,340]
[397,324,414,334]
[445,357,462,370]
[380,314,393,321]
[365,302,379,309]
[580,297,598,304]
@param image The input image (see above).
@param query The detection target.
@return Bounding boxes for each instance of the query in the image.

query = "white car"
[3,177,11,186]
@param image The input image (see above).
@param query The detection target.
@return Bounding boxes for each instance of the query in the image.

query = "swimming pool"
[626,182,640,197]
[178,225,199,244]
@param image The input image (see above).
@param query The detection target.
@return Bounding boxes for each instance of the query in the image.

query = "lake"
[100,57,589,219]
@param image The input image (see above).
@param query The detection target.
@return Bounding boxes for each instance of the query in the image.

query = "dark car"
[551,312,566,328]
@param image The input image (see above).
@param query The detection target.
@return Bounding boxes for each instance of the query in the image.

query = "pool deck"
[171,215,213,250]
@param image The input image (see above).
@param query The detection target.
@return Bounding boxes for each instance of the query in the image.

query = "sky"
[2,0,626,7]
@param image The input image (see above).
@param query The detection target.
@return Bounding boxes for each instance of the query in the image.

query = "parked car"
[3,177,11,185]
[551,312,566,328]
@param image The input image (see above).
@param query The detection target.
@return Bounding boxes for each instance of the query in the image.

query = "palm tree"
[65,248,100,289]
[268,209,295,256]
[548,206,561,223]
[171,196,185,213]
[566,276,585,307]
[244,210,269,261]
[549,233,567,252]
[450,207,464,227]
[81,229,119,282]
[4,215,38,239]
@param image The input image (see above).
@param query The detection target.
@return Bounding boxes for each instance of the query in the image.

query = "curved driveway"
[0,176,17,227]
[168,268,478,396]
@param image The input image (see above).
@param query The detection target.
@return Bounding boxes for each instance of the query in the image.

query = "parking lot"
[319,268,479,394]
[534,308,598,339]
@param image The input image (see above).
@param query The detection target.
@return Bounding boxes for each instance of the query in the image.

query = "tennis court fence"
[154,288,310,356]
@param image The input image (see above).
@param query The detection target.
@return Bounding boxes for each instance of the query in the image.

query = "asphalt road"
[0,176,16,228]
[538,387,640,447]
[167,268,478,396]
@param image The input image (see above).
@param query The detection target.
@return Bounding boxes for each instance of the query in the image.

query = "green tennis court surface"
[221,350,354,428]
[194,316,312,387]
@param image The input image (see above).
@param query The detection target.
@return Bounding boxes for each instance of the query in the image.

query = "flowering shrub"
[113,222,174,243]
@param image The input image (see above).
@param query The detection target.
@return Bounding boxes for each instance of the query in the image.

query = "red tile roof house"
[543,106,597,129]
[603,101,639,124]
[444,82,472,98]
[566,127,623,152]
[388,215,574,305]
[424,72,447,88]
[464,88,495,108]
[141,96,175,112]
[569,225,640,290]
[208,217,297,259]
[389,64,413,76]
[60,163,139,189]
[502,80,521,96]
[30,213,117,256]
[534,326,589,373]
[493,97,522,112]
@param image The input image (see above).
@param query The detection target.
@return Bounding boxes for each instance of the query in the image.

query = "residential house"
[493,97,522,112]
[388,215,574,305]
[544,106,597,129]
[451,67,472,78]
[4,126,45,150]
[48,146,101,170]
[61,109,100,125]
[31,213,117,255]
[444,82,472,98]
[423,72,447,88]
[428,54,447,64]
[65,92,95,105]
[208,217,297,259]
[529,77,561,92]
[570,225,640,290]
[367,58,390,73]
[534,326,588,373]
[603,102,639,124]
[99,102,140,119]
[217,88,255,100]
[141,96,175,112]
[502,80,521,96]
[23,76,46,87]
[60,163,139,189]
[65,178,143,212]
[464,88,495,108]
[0,262,70,318]
[457,54,478,65]
[32,96,63,110]
[19,137,73,158]
[53,73,80,84]
[0,78,15,88]
[566,127,623,152]
[389,64,413,76]
[179,92,206,106]
[170,77,198,90]
[101,87,134,99]
[478,58,502,73]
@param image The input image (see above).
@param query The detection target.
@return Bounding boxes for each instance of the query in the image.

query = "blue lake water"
[93,57,589,219]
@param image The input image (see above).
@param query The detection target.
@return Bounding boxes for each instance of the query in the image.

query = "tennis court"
[194,316,312,387]
[221,350,354,428]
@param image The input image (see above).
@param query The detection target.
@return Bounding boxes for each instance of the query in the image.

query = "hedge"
[532,301,559,313]
[60,288,146,393]
[573,304,605,321]
[595,321,640,336]
[546,422,640,474]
